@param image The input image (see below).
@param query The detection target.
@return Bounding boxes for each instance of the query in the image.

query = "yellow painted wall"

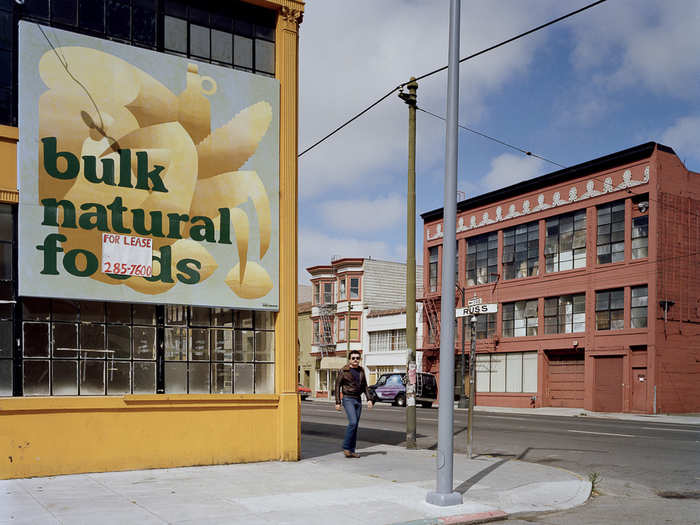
[0,396,280,479]
[0,0,304,479]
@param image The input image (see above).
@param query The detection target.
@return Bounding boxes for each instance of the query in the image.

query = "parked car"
[297,383,311,400]
[368,372,438,408]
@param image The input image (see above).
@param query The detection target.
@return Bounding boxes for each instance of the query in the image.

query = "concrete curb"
[390,510,508,525]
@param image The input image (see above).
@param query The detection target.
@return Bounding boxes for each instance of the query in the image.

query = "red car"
[297,383,311,400]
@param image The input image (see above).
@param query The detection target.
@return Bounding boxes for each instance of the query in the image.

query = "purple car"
[369,372,437,408]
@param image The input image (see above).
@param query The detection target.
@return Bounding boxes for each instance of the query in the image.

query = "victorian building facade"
[306,258,423,396]
[421,142,699,414]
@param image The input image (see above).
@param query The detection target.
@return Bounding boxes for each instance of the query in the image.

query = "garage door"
[547,352,584,408]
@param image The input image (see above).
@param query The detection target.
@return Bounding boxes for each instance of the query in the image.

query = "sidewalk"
[1,435,591,525]
[312,397,700,425]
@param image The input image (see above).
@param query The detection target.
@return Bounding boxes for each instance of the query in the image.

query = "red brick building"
[421,142,699,414]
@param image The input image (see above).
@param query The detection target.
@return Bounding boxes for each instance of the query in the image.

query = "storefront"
[0,0,304,479]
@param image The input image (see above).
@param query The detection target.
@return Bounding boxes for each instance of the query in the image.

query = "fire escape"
[317,303,336,356]
[420,287,464,356]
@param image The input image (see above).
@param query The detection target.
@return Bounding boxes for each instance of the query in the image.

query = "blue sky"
[297,0,700,282]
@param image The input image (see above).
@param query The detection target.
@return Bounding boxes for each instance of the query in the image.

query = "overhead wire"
[299,0,608,158]
[416,106,566,168]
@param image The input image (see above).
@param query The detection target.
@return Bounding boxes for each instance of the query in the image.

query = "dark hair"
[349,350,361,359]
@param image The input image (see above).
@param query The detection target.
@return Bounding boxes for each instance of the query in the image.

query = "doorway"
[593,356,623,412]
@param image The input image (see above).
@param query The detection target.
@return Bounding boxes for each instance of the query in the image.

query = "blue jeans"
[342,397,363,452]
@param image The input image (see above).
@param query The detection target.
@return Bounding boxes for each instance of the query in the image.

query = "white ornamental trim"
[426,166,649,240]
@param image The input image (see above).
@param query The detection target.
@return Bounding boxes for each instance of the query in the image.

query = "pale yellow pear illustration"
[38,47,274,298]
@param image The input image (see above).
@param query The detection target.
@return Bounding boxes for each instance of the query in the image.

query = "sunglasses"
[349,357,361,360]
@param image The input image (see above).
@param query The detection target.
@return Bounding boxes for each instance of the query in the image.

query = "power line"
[416,106,566,168]
[299,0,608,158]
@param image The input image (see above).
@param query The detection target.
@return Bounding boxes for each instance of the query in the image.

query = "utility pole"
[399,77,418,449]
[466,314,477,458]
[427,0,462,507]
[458,287,467,408]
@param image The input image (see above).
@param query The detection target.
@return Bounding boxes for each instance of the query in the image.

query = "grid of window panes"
[466,232,497,286]
[0,205,13,396]
[429,246,438,292]
[321,282,333,304]
[476,351,537,393]
[465,313,496,340]
[597,201,625,264]
[545,210,586,272]
[503,221,539,280]
[544,294,585,334]
[632,215,648,259]
[502,300,538,337]
[369,330,406,352]
[164,306,274,394]
[631,285,648,328]
[595,289,624,330]
[21,299,157,396]
[1,0,277,126]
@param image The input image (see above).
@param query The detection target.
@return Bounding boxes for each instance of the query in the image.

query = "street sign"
[456,303,498,317]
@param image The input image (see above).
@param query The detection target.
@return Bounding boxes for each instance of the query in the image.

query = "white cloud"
[661,116,700,164]
[299,229,396,282]
[298,0,556,198]
[481,153,546,191]
[569,0,700,98]
[318,194,404,232]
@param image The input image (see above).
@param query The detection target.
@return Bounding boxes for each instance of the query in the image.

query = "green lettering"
[176,258,201,284]
[78,203,109,231]
[135,151,167,192]
[189,216,216,242]
[106,197,132,234]
[145,245,174,283]
[42,137,79,180]
[166,213,189,239]
[41,198,77,228]
[63,248,98,277]
[82,155,115,185]
[36,233,66,275]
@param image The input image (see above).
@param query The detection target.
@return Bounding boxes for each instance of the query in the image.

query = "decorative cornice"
[0,189,18,204]
[280,6,304,25]
[427,165,650,241]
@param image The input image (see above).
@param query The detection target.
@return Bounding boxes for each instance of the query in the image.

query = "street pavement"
[4,403,697,525]
[0,427,590,525]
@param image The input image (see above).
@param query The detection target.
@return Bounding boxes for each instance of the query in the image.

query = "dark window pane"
[52,0,77,26]
[212,29,232,63]
[211,14,232,32]
[190,24,210,58]
[164,15,187,52]
[24,0,50,20]
[255,39,274,74]
[0,359,12,396]
[53,299,79,321]
[234,35,253,69]
[0,206,10,242]
[107,0,131,40]
[0,243,11,279]
[133,6,156,46]
[164,327,187,360]
[0,87,11,126]
[106,302,131,324]
[0,11,12,49]
[23,322,49,357]
[133,326,155,359]
[190,306,210,326]
[133,361,155,393]
[81,301,105,322]
[23,360,50,396]
[0,320,11,358]
[52,360,78,395]
[53,322,78,358]
[133,304,156,325]
[164,0,186,17]
[107,361,130,394]
[79,0,105,33]
[23,298,50,320]
[107,325,131,359]
[80,360,105,394]
[80,323,105,354]
[255,22,274,42]
[189,6,208,25]
[234,17,253,37]
[0,49,11,88]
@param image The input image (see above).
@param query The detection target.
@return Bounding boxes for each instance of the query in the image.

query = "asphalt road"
[301,400,700,524]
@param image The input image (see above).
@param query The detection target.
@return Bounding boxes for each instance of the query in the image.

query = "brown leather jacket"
[334,364,371,404]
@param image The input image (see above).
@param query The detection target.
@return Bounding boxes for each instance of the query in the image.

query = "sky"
[297,0,700,283]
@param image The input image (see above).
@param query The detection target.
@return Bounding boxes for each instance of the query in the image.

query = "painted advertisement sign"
[18,23,279,309]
